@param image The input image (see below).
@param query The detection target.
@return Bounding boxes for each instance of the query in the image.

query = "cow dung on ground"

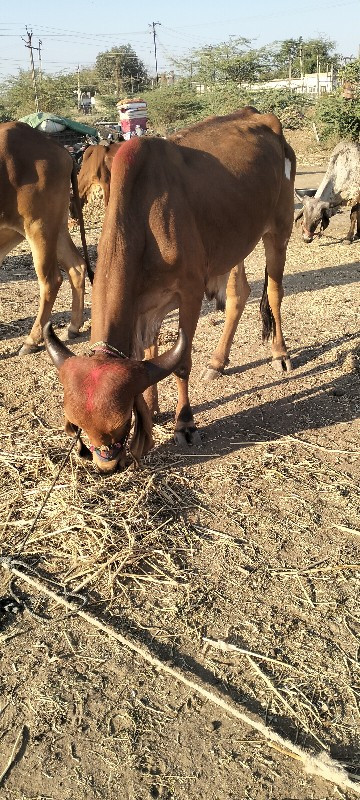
[0,128,359,800]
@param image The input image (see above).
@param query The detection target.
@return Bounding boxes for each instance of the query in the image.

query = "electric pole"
[23,28,39,112]
[38,39,42,81]
[77,64,81,111]
[299,41,304,79]
[149,21,161,84]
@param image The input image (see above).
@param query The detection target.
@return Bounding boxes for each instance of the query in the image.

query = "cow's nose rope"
[89,341,127,359]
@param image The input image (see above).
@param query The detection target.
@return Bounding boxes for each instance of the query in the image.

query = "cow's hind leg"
[20,224,62,355]
[201,262,250,381]
[261,231,291,373]
[174,292,204,446]
[57,227,86,339]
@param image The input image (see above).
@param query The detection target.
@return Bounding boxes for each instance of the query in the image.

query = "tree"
[95,46,148,96]
[268,36,341,79]
[179,38,268,86]
[339,58,360,97]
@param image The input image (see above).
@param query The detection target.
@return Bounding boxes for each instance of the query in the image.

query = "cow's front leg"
[344,202,360,244]
[174,294,203,446]
[201,262,250,381]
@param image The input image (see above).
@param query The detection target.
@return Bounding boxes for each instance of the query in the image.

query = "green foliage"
[248,88,313,128]
[95,45,148,96]
[339,58,360,97]
[143,83,205,133]
[143,82,312,134]
[178,38,271,86]
[266,36,340,79]
[314,92,360,141]
[0,69,90,118]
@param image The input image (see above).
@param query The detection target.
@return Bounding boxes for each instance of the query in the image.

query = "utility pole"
[149,21,161,84]
[77,64,81,111]
[23,28,39,112]
[299,41,304,79]
[38,39,42,81]
[316,54,320,96]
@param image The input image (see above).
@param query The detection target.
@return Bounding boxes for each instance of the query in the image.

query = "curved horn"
[43,321,75,370]
[142,328,187,386]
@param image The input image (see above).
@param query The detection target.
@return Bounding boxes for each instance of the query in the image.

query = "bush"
[143,83,205,134]
[314,92,360,142]
[143,82,312,135]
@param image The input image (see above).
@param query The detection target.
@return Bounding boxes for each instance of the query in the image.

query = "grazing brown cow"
[45,108,296,474]
[0,121,93,354]
[76,142,123,209]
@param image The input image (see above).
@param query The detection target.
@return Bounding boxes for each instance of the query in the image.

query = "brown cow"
[75,142,123,209]
[45,108,296,474]
[0,121,93,355]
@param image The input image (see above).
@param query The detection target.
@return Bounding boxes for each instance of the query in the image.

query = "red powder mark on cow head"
[113,137,141,168]
[84,362,120,413]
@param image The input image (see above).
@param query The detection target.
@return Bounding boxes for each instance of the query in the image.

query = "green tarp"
[19,112,98,137]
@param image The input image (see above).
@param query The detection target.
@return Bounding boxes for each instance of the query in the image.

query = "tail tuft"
[260,268,276,341]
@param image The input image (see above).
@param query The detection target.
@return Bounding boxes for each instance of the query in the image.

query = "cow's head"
[44,323,186,475]
[295,193,339,243]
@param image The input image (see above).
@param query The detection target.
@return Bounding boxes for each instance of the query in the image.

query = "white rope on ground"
[1,559,359,797]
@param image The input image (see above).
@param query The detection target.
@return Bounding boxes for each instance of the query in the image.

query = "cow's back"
[0,121,73,224]
[106,109,294,281]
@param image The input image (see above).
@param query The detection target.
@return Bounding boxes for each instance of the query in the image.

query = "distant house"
[245,71,337,95]
[195,70,337,96]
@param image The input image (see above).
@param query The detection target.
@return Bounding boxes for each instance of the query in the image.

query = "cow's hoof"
[18,342,41,356]
[272,356,292,374]
[200,366,222,382]
[174,427,202,446]
[342,238,352,246]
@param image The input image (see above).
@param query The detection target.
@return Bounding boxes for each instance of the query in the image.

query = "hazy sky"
[0,0,358,80]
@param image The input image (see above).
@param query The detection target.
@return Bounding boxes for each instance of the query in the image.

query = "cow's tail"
[260,267,276,341]
[71,162,94,285]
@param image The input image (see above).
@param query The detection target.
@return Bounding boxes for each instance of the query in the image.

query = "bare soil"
[0,128,359,800]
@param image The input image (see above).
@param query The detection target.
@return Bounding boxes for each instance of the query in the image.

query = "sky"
[0,0,359,81]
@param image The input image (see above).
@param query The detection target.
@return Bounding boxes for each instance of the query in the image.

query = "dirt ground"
[0,127,359,800]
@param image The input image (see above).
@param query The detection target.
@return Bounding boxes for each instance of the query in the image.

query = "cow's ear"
[129,394,154,465]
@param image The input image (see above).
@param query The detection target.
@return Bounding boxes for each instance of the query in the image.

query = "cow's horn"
[43,321,74,369]
[142,329,187,386]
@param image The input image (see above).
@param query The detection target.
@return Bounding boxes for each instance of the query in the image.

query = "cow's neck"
[90,245,137,358]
